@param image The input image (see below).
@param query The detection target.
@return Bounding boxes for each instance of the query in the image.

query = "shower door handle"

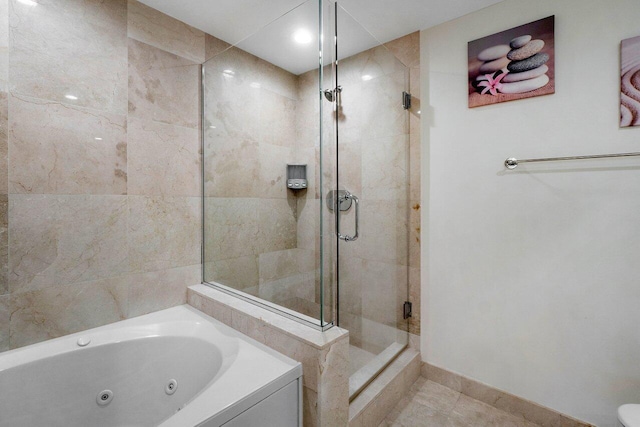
[336,192,359,242]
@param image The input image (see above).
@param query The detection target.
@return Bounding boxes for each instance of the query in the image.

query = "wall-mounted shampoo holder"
[287,164,307,190]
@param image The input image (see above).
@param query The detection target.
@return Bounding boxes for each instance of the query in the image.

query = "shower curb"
[349,348,421,427]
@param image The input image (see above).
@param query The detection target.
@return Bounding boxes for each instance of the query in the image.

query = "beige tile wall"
[202,39,319,316]
[0,0,202,352]
[0,0,421,354]
[202,32,422,333]
[201,30,422,338]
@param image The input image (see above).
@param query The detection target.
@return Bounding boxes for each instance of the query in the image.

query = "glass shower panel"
[202,0,336,328]
[320,0,339,328]
[332,4,410,397]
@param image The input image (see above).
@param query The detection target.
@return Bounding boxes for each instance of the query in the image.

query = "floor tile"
[383,378,543,427]
[412,380,461,414]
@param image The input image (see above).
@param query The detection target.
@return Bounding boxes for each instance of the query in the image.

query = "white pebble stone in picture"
[510,35,532,49]
[479,56,510,74]
[477,44,511,61]
[502,64,548,83]
[500,74,550,94]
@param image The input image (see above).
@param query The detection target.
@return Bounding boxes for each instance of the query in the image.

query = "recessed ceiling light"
[361,74,373,81]
[17,0,38,6]
[209,125,216,129]
[250,82,261,89]
[222,69,235,77]
[94,137,103,141]
[293,29,313,45]
[65,94,78,100]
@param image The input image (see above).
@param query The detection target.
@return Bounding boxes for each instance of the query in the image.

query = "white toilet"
[618,404,640,427]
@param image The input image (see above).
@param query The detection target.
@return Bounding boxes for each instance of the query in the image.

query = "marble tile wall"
[126,0,204,63]
[201,31,422,338]
[0,0,202,352]
[0,0,421,354]
[202,37,323,318]
[293,67,325,320]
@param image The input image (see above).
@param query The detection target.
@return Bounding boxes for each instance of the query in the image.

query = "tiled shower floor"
[350,344,376,375]
[380,378,542,427]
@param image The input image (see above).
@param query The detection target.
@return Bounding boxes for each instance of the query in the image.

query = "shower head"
[323,86,342,102]
[323,89,335,102]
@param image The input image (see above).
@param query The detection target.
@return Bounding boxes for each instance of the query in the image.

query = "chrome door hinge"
[402,91,411,110]
[403,301,412,319]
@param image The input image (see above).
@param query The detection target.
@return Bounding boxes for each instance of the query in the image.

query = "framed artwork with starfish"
[468,16,555,108]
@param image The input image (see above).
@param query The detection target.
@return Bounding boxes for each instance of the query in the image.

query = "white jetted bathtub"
[0,305,302,427]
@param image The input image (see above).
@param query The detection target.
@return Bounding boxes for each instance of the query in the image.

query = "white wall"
[420,1,640,426]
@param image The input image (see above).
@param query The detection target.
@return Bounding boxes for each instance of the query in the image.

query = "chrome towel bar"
[504,152,640,169]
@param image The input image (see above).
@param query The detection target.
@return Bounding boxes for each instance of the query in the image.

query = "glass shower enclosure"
[202,0,411,398]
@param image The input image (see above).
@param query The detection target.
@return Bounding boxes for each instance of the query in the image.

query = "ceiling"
[139,0,503,75]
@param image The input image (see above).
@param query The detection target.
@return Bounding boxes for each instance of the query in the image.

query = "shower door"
[202,0,337,330]
[200,0,410,396]
[330,3,411,398]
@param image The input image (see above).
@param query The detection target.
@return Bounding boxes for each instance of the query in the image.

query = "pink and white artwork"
[621,35,640,127]
[468,16,555,108]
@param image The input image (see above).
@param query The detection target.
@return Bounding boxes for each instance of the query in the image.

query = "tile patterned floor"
[380,378,542,427]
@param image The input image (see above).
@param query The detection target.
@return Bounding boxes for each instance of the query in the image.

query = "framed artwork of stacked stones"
[468,16,555,108]
[621,35,640,127]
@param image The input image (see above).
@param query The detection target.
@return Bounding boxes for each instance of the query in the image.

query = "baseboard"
[422,363,594,427]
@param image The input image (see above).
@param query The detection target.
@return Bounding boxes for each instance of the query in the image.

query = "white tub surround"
[188,284,350,427]
[0,305,302,427]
